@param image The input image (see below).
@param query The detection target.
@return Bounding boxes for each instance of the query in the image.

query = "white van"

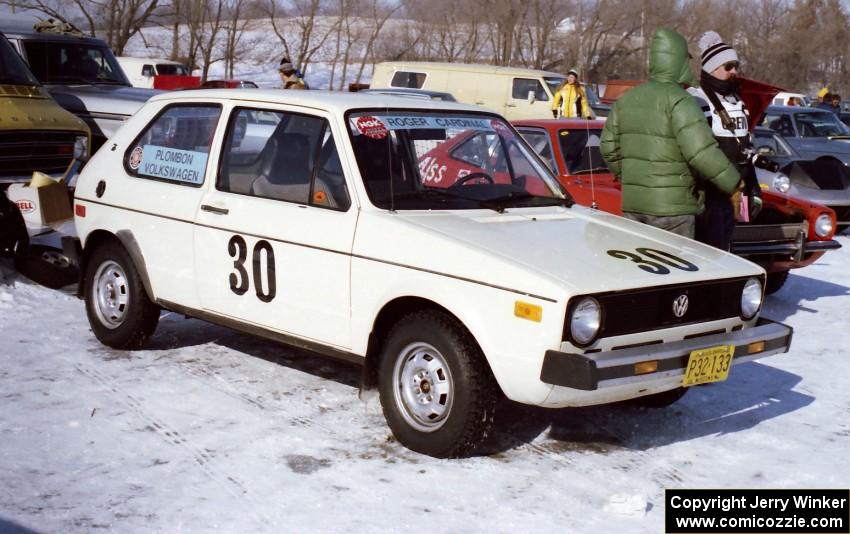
[371,61,591,120]
[116,56,193,88]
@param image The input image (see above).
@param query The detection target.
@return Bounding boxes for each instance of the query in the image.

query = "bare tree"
[354,0,399,82]
[2,0,162,54]
[185,0,227,80]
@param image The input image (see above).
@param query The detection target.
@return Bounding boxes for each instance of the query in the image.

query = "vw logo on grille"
[672,294,689,318]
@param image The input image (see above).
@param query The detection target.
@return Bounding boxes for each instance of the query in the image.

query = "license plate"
[682,345,734,387]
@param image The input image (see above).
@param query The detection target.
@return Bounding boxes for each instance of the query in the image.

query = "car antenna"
[387,107,395,214]
[585,116,598,210]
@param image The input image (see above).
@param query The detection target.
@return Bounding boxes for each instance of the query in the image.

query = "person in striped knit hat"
[688,31,762,251]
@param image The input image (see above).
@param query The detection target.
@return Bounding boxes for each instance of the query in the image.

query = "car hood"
[46,84,161,116]
[0,89,89,134]
[794,137,850,155]
[354,205,763,302]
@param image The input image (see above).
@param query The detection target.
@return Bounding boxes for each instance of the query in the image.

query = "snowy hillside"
[1,234,848,532]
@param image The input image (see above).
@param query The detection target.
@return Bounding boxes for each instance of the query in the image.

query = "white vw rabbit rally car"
[71,90,793,458]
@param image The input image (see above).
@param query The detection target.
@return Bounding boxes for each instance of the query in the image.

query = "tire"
[765,270,790,295]
[84,241,159,349]
[630,387,689,408]
[378,310,498,458]
[14,245,78,289]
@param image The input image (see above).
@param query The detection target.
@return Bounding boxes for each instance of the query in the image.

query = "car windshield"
[793,110,850,138]
[157,63,188,76]
[558,128,608,174]
[0,34,39,85]
[543,76,566,96]
[23,40,129,85]
[347,111,569,210]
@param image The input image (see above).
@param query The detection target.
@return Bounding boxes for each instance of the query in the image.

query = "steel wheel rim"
[392,341,454,433]
[92,260,129,330]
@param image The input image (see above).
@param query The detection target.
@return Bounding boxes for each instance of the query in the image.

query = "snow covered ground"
[1,233,849,533]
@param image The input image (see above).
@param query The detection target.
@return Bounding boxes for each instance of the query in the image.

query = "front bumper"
[731,223,841,261]
[540,318,792,391]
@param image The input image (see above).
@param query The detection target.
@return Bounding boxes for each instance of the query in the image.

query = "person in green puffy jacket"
[600,27,741,238]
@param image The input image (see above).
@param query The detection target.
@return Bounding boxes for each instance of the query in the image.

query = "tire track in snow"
[176,361,350,437]
[75,363,273,528]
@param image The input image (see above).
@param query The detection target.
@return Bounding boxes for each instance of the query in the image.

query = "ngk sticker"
[15,200,35,214]
[355,116,388,139]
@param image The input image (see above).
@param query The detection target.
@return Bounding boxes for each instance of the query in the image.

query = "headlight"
[815,213,834,238]
[772,173,790,193]
[74,135,89,160]
[740,277,763,320]
[569,297,601,345]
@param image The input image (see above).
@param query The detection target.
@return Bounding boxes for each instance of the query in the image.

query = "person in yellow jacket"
[552,68,592,119]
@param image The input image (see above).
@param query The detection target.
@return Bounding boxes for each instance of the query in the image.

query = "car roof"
[513,118,606,129]
[376,61,565,79]
[0,21,110,45]
[149,89,490,114]
[767,105,833,113]
[361,88,455,99]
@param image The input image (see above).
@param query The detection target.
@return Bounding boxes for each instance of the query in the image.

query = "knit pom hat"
[698,31,738,74]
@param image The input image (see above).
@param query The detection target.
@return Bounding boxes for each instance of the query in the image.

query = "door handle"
[201,204,229,215]
[475,101,485,105]
[506,103,517,107]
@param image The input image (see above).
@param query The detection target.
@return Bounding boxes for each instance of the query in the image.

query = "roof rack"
[33,18,85,38]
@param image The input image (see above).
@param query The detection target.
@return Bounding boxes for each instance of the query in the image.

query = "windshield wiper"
[0,76,36,85]
[47,75,95,84]
[571,166,610,175]
[480,191,574,213]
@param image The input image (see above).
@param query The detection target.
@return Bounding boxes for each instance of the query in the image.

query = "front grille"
[0,130,76,177]
[732,222,806,243]
[565,277,753,343]
[831,206,850,223]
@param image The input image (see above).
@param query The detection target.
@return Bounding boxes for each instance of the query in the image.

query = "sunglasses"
[724,61,740,72]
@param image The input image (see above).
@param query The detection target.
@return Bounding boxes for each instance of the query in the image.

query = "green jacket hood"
[649,27,696,87]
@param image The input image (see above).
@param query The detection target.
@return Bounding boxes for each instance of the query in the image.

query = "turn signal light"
[514,301,542,322]
[634,360,658,375]
[75,204,86,217]
[747,341,765,354]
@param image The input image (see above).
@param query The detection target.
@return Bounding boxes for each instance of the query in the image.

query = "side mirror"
[527,90,537,104]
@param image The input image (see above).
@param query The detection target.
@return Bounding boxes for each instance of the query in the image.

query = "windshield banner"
[350,115,495,136]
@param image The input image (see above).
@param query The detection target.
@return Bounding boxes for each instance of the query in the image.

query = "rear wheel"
[765,270,790,295]
[378,310,498,458]
[84,241,159,349]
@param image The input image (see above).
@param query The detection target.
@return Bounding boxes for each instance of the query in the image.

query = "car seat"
[79,56,99,79]
[251,132,312,203]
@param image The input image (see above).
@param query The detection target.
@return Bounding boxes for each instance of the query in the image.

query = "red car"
[513,118,841,293]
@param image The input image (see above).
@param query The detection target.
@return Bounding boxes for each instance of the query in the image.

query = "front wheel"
[84,241,159,349]
[378,310,498,458]
[765,270,790,295]
[629,387,689,408]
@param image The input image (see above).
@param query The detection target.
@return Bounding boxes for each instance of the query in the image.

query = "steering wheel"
[451,172,495,187]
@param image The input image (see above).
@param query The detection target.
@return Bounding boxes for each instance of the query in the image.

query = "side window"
[763,112,795,137]
[218,108,350,210]
[753,131,790,157]
[390,71,426,89]
[518,128,557,172]
[512,78,548,101]
[124,104,221,186]
[142,64,154,77]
